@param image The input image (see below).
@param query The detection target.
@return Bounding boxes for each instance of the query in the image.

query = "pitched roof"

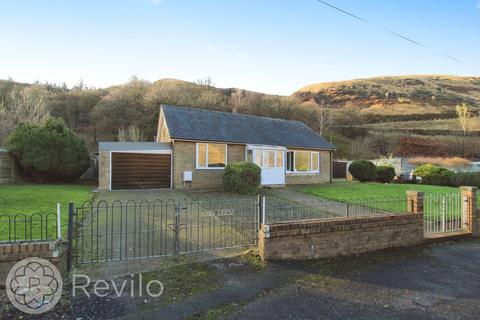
[161,105,335,150]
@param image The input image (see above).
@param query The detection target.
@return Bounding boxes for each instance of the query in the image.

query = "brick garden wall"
[0,241,67,287]
[172,141,245,189]
[259,213,424,261]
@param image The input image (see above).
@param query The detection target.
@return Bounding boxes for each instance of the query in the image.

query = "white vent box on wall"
[183,171,192,182]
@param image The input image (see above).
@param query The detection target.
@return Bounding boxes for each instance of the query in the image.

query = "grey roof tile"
[162,105,335,150]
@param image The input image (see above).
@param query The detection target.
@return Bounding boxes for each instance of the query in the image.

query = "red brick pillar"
[406,191,424,214]
[461,187,478,236]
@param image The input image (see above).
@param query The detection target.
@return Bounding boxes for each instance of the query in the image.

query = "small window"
[276,151,283,168]
[295,151,311,172]
[247,150,253,163]
[286,151,294,171]
[312,152,319,172]
[254,149,263,167]
[287,150,321,173]
[263,150,275,168]
[196,143,226,169]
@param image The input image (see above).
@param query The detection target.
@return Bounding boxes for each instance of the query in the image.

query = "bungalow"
[98,105,335,190]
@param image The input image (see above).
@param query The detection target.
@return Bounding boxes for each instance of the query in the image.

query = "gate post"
[66,201,74,273]
[174,203,180,255]
[461,186,478,236]
[406,191,424,214]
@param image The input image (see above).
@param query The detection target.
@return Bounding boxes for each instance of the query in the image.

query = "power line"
[316,0,368,23]
[388,30,426,48]
[315,0,463,64]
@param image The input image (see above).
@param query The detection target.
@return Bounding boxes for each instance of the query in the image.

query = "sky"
[0,0,479,95]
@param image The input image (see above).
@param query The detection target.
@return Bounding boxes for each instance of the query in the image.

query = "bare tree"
[456,102,472,157]
[316,101,331,136]
[0,85,50,145]
[117,125,145,142]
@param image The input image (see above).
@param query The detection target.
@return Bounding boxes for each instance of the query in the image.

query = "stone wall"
[172,141,245,189]
[98,151,110,190]
[286,150,332,185]
[0,241,67,287]
[259,213,424,261]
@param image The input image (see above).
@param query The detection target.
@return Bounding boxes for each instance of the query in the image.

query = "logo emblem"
[6,257,63,314]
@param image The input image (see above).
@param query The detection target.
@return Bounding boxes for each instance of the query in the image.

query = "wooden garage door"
[111,153,171,190]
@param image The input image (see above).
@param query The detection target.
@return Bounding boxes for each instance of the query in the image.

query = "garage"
[98,142,172,190]
[111,152,171,190]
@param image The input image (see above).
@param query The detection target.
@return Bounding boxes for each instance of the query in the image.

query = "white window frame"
[196,143,228,169]
[286,150,320,174]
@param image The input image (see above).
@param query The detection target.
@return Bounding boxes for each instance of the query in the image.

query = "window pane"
[295,151,311,172]
[312,152,319,171]
[255,149,262,167]
[263,150,274,168]
[208,143,226,167]
[197,143,206,167]
[286,151,294,171]
[276,151,283,168]
[247,150,253,163]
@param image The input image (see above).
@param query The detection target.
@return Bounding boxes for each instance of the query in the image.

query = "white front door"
[253,148,285,185]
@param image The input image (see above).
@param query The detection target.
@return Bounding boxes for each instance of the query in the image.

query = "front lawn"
[303,181,461,202]
[0,184,93,241]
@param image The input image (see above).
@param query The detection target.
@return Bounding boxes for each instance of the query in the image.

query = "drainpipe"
[330,150,333,183]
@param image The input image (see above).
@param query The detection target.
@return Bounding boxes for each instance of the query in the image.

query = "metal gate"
[423,193,468,235]
[71,198,259,264]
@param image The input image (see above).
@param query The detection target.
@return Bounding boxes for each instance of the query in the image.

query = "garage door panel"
[111,153,171,190]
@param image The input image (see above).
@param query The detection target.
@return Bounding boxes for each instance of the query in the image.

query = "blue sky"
[1,0,479,94]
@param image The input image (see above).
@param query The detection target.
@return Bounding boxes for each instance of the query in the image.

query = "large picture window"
[286,150,320,173]
[196,143,227,169]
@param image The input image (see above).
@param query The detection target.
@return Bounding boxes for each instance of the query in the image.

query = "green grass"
[0,184,93,241]
[303,181,460,201]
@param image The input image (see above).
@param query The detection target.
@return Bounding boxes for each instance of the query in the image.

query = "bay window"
[286,150,320,173]
[196,143,227,169]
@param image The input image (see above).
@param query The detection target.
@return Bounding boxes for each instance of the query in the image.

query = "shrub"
[348,160,376,182]
[414,164,454,186]
[376,165,395,183]
[6,118,90,183]
[223,162,261,195]
[423,170,454,186]
[450,172,480,188]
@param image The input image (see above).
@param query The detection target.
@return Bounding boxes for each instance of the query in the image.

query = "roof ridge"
[161,104,305,125]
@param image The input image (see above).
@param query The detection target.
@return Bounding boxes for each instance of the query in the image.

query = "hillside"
[1,75,480,160]
[294,75,480,121]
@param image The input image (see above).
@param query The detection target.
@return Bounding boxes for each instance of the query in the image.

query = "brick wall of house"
[172,141,245,189]
[285,150,331,185]
[98,151,110,190]
[259,213,424,261]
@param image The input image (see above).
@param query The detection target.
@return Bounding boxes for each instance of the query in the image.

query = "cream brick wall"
[98,151,110,190]
[285,149,331,185]
[172,141,245,190]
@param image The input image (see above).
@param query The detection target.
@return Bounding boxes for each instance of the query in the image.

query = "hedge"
[348,160,377,182]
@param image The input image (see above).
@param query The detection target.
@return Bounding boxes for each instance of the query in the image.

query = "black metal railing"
[73,197,259,264]
[264,196,409,224]
[0,213,59,243]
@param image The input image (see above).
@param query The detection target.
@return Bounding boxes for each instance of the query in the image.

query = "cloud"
[151,0,164,4]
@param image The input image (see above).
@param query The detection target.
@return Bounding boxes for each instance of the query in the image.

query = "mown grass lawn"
[302,181,462,202]
[0,184,93,241]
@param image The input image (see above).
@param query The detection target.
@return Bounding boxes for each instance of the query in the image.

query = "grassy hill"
[294,75,480,120]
